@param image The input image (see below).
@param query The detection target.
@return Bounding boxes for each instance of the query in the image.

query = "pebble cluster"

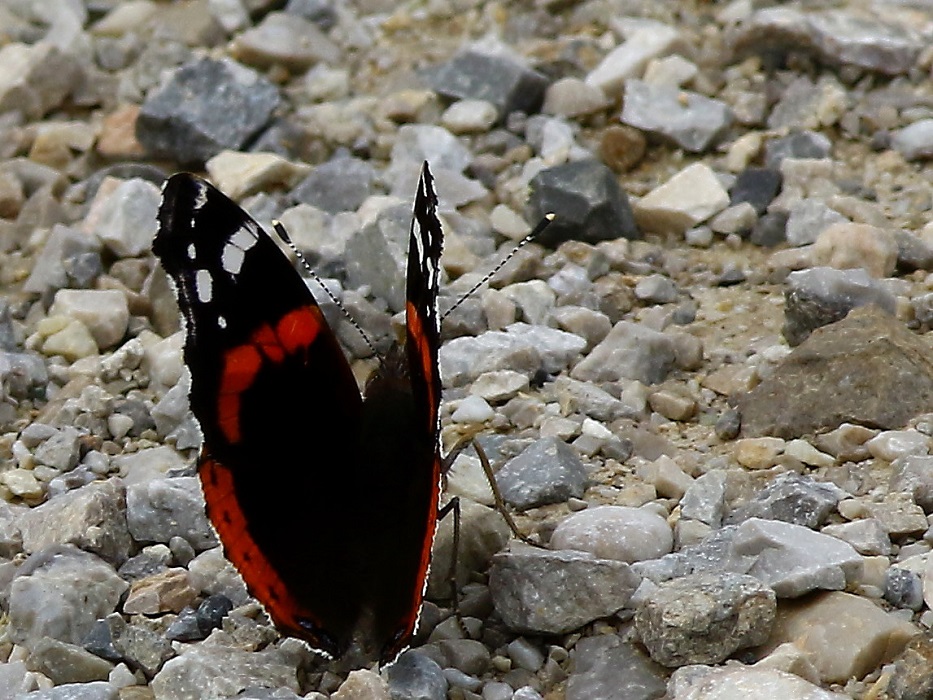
[3,1,933,699]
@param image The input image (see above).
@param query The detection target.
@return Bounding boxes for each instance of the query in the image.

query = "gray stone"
[441,325,579,388]
[496,437,587,510]
[733,518,862,597]
[230,11,340,72]
[23,224,102,296]
[895,229,933,272]
[822,518,891,556]
[550,505,673,563]
[767,75,847,131]
[741,307,933,438]
[291,157,376,214]
[668,666,847,700]
[8,545,128,647]
[19,478,132,566]
[885,567,924,611]
[621,79,732,153]
[25,637,114,685]
[730,167,782,215]
[31,425,82,471]
[893,119,933,161]
[126,476,217,551]
[137,57,281,164]
[101,614,175,678]
[489,543,641,634]
[891,455,933,513]
[19,682,119,700]
[680,470,727,528]
[731,7,922,76]
[386,650,448,700]
[728,472,843,529]
[784,199,848,247]
[566,634,667,700]
[783,267,896,347]
[635,572,776,667]
[585,21,682,97]
[150,645,299,698]
[571,321,676,385]
[634,274,679,305]
[526,159,639,247]
[344,202,413,313]
[0,42,79,119]
[86,178,161,258]
[764,131,832,169]
[430,48,549,119]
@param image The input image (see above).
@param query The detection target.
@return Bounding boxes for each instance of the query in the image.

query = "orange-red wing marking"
[216,306,323,444]
[199,455,331,649]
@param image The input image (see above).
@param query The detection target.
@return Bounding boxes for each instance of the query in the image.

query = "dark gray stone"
[496,437,587,510]
[749,211,788,247]
[527,159,639,247]
[430,49,549,119]
[729,167,782,214]
[783,267,896,347]
[137,57,281,165]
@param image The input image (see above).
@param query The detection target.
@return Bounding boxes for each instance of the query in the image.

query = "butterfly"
[153,162,443,666]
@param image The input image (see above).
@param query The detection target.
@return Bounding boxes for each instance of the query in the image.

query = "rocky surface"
[5,0,933,699]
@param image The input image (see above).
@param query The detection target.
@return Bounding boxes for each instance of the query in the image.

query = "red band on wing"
[405,300,437,432]
[199,455,328,646]
[216,307,324,444]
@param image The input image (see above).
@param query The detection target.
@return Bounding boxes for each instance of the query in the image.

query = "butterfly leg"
[471,440,538,546]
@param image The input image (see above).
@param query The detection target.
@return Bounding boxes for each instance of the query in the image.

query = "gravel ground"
[4,0,933,699]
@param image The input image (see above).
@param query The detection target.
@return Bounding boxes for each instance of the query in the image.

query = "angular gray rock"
[8,545,128,647]
[19,478,132,566]
[621,79,732,153]
[126,476,217,551]
[489,543,640,634]
[496,437,587,510]
[136,57,281,164]
[634,572,776,667]
[526,159,639,247]
[782,267,896,346]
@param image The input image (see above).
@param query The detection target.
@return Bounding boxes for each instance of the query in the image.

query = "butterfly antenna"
[441,213,555,322]
[272,221,382,362]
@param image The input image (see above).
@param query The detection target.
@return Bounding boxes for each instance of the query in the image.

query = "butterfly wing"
[154,173,363,657]
[377,162,445,663]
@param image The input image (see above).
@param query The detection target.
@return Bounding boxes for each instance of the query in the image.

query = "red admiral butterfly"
[153,163,443,666]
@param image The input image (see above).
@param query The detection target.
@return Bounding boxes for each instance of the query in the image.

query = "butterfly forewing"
[154,174,364,656]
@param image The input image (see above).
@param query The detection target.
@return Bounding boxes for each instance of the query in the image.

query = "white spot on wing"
[187,243,196,260]
[218,315,227,329]
[231,227,258,251]
[222,243,246,275]
[196,269,213,303]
